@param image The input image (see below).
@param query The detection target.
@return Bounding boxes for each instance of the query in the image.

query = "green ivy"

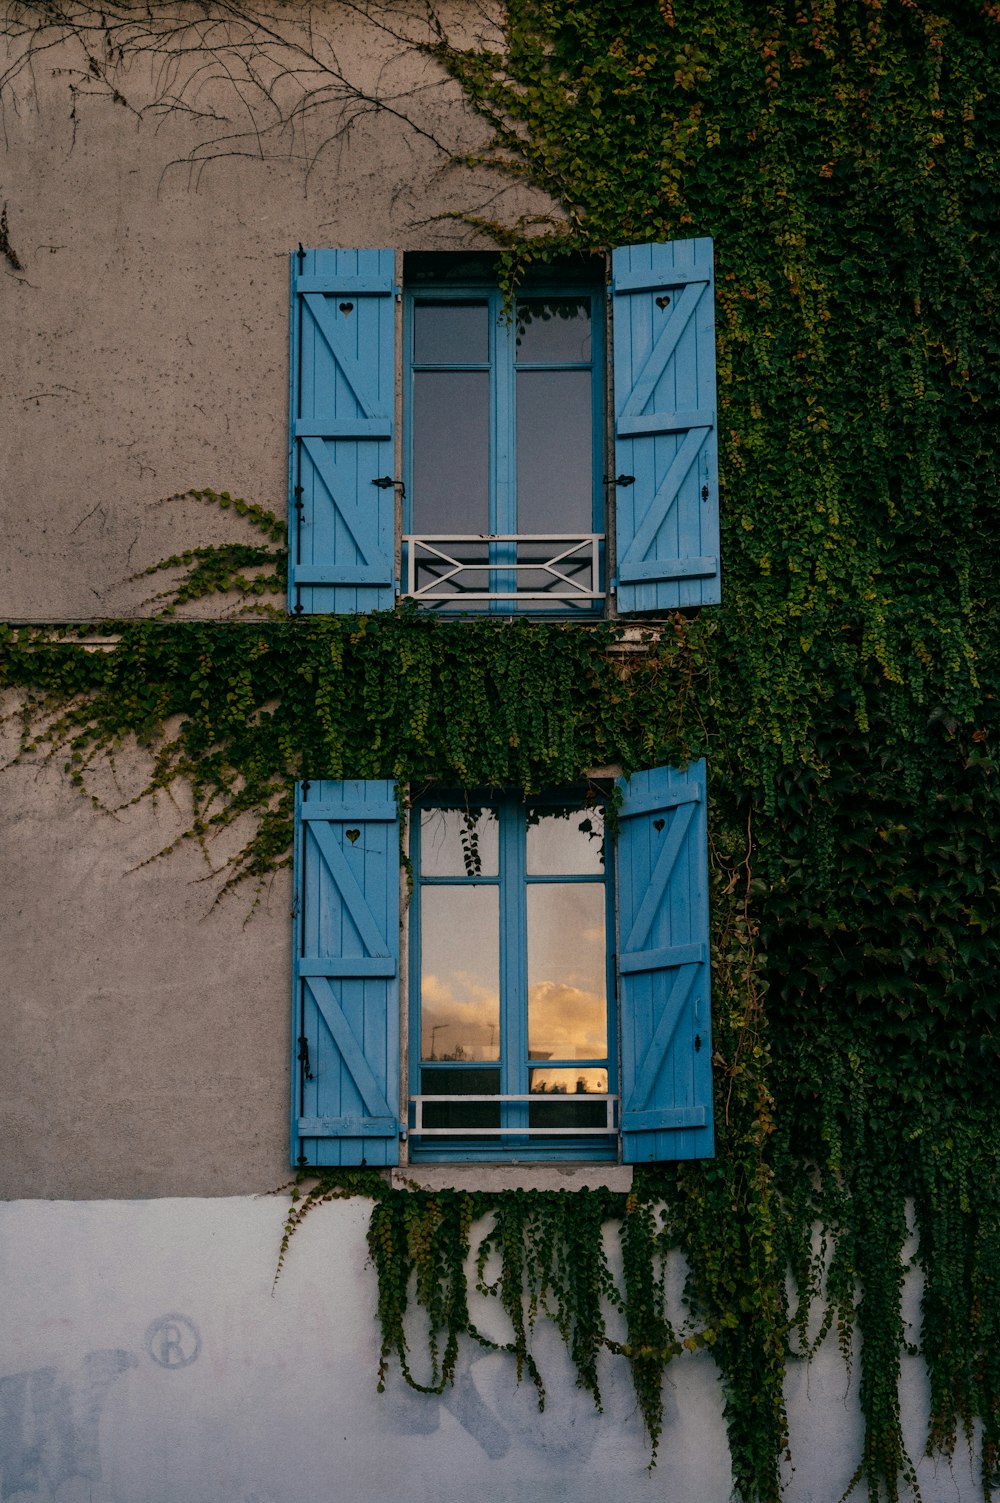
[3,0,1000,1499]
[0,613,707,890]
[290,1176,744,1471]
[132,488,287,613]
[436,0,998,779]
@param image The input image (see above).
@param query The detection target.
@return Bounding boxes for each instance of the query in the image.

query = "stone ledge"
[390,1163,633,1193]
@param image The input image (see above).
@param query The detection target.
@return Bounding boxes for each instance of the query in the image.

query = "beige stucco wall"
[0,0,552,623]
[0,740,292,1197]
[0,1,555,1198]
[0,722,637,1199]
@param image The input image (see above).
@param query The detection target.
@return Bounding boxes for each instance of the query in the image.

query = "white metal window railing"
[403,534,604,603]
[410,1093,619,1137]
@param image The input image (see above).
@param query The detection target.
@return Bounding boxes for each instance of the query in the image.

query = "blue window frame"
[402,258,606,614]
[407,792,617,1162]
[288,241,721,618]
[290,763,715,1170]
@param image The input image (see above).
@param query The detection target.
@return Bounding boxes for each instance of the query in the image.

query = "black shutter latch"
[298,1035,314,1080]
[372,476,405,498]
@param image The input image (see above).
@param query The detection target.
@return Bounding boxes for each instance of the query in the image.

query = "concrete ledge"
[391,1163,634,1193]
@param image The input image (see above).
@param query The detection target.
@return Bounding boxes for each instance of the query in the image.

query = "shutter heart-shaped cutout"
[345,828,361,844]
[653,817,665,832]
[655,294,670,310]
[339,301,354,315]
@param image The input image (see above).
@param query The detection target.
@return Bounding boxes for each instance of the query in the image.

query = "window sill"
[390,1163,633,1193]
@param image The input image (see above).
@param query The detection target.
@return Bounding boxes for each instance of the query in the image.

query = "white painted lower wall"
[0,1199,980,1503]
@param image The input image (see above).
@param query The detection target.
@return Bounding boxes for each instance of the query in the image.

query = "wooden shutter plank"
[306,976,395,1121]
[298,1116,397,1137]
[304,293,388,424]
[617,409,714,439]
[612,240,721,612]
[619,557,717,584]
[618,279,706,428]
[620,799,696,959]
[617,782,700,820]
[294,567,393,587]
[295,273,395,294]
[617,762,714,1163]
[619,941,707,975]
[621,1107,707,1132]
[624,964,697,1110]
[310,820,395,962]
[611,259,713,294]
[301,800,398,823]
[297,435,388,583]
[291,780,400,1168]
[294,419,392,440]
[617,428,705,579]
[299,957,396,979]
[289,249,396,615]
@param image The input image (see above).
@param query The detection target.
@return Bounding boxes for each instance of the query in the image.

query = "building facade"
[1,4,992,1500]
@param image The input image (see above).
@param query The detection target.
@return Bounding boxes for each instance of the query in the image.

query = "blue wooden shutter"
[616,761,714,1163]
[292,780,400,1167]
[289,249,396,614]
[611,240,720,613]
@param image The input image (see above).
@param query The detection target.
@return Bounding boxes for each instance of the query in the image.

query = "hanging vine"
[2,0,1000,1500]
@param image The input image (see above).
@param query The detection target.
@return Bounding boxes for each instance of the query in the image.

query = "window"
[410,793,615,1161]
[288,242,721,617]
[291,763,714,1169]
[404,257,603,612]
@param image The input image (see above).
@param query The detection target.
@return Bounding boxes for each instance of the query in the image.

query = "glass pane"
[529,1068,609,1131]
[516,370,593,532]
[412,371,489,533]
[419,806,498,877]
[530,1067,609,1093]
[414,301,489,364]
[515,298,592,363]
[527,806,604,874]
[527,884,607,1061]
[421,1067,501,1131]
[421,885,499,1060]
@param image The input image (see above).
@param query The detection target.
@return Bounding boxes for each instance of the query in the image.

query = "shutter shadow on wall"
[292,780,400,1168]
[612,240,720,614]
[617,761,714,1163]
[289,249,396,615]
